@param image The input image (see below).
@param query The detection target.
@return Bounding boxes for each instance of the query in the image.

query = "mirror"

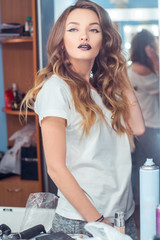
[107,7,159,61]
[106,1,159,238]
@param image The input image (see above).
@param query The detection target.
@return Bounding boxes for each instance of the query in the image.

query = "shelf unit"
[1,37,33,44]
[2,108,36,116]
[0,0,42,207]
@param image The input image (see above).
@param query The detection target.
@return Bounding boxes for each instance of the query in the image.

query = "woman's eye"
[67,28,78,32]
[90,29,100,33]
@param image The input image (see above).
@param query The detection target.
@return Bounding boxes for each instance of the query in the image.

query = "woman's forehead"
[65,8,100,25]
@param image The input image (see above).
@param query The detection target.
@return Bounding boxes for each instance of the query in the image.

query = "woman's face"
[63,8,102,64]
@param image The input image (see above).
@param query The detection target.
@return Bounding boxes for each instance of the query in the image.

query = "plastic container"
[11,83,20,110]
[25,16,33,36]
[5,89,13,110]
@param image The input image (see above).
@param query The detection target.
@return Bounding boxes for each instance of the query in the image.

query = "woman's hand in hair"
[145,40,159,75]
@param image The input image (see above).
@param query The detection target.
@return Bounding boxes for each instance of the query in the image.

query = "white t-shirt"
[128,67,160,128]
[35,74,135,223]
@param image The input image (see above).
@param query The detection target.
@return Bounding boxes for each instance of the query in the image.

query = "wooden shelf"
[2,107,36,116]
[1,37,33,44]
[0,0,42,207]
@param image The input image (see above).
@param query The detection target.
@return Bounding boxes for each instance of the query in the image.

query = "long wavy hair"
[22,0,132,136]
[130,29,157,73]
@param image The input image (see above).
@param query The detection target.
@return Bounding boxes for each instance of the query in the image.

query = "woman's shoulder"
[44,74,70,90]
[128,63,154,76]
[35,74,72,125]
[38,74,72,99]
[35,74,72,109]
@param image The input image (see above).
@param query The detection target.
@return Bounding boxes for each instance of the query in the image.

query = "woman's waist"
[56,182,134,222]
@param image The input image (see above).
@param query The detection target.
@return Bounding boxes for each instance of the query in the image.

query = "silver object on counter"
[114,211,125,234]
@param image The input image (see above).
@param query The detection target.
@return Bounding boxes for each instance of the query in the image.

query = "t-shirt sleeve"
[34,77,71,126]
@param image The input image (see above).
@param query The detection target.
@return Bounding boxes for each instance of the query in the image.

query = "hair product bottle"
[11,83,20,110]
[114,211,125,234]
[140,158,159,240]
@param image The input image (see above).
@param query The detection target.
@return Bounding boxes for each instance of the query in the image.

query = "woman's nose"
[80,33,89,41]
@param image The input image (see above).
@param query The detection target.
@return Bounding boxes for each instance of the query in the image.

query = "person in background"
[22,0,144,239]
[127,29,159,205]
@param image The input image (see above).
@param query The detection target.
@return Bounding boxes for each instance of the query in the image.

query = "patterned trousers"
[50,213,138,240]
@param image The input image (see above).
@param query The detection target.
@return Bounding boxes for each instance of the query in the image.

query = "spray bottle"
[140,158,159,240]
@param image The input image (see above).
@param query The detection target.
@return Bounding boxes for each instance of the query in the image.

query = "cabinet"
[0,0,42,206]
[0,176,40,207]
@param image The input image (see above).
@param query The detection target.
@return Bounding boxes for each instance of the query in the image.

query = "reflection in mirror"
[108,4,159,208]
[128,29,159,203]
[107,4,159,238]
[123,23,158,62]
[107,8,159,61]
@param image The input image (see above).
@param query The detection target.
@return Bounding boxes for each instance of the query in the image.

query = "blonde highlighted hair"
[22,0,132,136]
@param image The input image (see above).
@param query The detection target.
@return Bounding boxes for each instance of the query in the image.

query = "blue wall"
[0,7,8,152]
[93,0,158,8]
[0,46,8,152]
[40,0,54,67]
[54,0,158,21]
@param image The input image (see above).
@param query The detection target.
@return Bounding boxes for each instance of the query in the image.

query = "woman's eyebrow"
[67,22,100,26]
[89,22,100,26]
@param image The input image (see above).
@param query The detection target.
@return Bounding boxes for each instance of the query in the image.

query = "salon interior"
[0,0,159,239]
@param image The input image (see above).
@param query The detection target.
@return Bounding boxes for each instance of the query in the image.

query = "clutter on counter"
[0,192,132,240]
[0,221,132,240]
[2,224,46,240]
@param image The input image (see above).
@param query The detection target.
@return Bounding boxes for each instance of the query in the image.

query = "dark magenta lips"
[78,43,92,50]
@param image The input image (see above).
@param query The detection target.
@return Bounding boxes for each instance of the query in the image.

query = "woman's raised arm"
[122,68,145,136]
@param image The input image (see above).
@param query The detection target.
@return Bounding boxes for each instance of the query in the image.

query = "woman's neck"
[131,62,153,76]
[70,59,94,82]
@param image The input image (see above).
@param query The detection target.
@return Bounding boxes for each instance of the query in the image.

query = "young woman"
[23,1,144,239]
[128,29,159,205]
